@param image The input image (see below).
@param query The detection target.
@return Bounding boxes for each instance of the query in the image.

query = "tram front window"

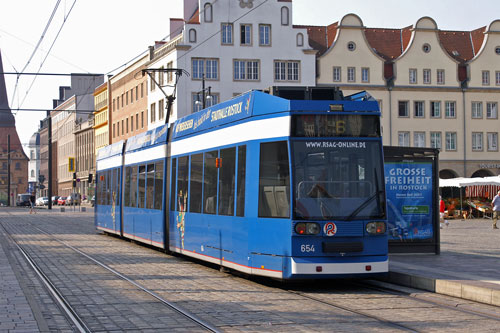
[292,140,385,220]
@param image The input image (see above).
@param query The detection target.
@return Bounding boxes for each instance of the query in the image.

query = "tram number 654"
[301,244,315,253]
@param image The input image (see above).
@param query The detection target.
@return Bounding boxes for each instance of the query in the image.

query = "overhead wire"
[18,0,78,110]
[10,0,62,106]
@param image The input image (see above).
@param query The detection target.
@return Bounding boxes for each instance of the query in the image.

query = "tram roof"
[96,140,125,161]
[172,90,380,140]
[124,124,168,153]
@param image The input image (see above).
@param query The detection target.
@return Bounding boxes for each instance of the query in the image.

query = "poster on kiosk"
[384,161,434,242]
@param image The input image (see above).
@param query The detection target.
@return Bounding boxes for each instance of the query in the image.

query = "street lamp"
[195,74,213,111]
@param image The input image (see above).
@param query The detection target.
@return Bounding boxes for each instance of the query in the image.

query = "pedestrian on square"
[439,196,448,229]
[29,192,36,214]
[492,190,500,229]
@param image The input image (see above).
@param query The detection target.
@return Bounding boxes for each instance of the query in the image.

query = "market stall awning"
[439,177,465,187]
[458,176,500,186]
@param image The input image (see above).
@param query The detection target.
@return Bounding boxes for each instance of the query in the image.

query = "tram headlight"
[366,222,386,235]
[306,223,320,235]
[295,222,320,235]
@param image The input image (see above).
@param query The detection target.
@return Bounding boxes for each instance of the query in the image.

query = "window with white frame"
[398,132,410,147]
[361,68,369,83]
[430,101,441,118]
[347,67,355,82]
[414,132,426,147]
[259,24,271,46]
[437,69,445,84]
[159,99,164,120]
[150,103,156,123]
[472,132,483,151]
[482,70,490,85]
[281,6,289,25]
[414,101,425,118]
[150,73,156,91]
[487,102,498,119]
[409,68,417,84]
[487,132,498,151]
[274,60,300,81]
[234,59,259,81]
[204,3,212,22]
[221,23,233,45]
[398,101,409,117]
[240,24,252,45]
[423,69,431,84]
[167,61,173,83]
[296,33,304,47]
[430,132,442,149]
[192,58,219,80]
[445,132,457,150]
[496,71,500,86]
[471,102,483,118]
[333,67,341,82]
[189,29,197,43]
[445,101,456,118]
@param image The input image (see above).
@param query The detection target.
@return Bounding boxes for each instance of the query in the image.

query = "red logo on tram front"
[324,222,337,236]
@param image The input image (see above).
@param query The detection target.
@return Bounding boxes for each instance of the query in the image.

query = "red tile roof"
[470,26,486,56]
[364,28,407,61]
[187,8,199,24]
[439,30,475,62]
[294,25,328,55]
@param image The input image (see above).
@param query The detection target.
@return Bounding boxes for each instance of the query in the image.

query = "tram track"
[0,215,220,333]
[282,279,500,333]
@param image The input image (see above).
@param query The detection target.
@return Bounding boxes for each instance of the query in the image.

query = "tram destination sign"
[292,114,380,137]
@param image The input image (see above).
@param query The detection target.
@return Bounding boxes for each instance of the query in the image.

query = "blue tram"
[96,89,388,279]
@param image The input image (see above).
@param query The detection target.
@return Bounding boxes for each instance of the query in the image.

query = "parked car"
[66,193,81,205]
[57,196,67,205]
[52,196,60,205]
[35,197,49,206]
[90,195,95,207]
[16,194,31,206]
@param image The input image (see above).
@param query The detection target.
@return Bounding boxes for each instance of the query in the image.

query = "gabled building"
[314,14,500,178]
[0,50,29,205]
[146,0,317,129]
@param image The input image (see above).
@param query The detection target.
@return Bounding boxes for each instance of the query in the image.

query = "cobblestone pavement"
[1,207,499,332]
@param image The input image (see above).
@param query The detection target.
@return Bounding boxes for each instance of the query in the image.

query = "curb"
[384,271,500,306]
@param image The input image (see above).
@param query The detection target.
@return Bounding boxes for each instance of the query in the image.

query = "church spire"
[0,49,16,127]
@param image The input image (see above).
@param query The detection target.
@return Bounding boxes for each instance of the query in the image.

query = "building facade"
[93,82,109,155]
[315,14,500,178]
[27,132,40,196]
[146,0,317,129]
[51,75,103,197]
[109,56,149,144]
[75,117,95,199]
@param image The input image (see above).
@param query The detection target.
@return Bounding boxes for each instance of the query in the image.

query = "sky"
[1,0,499,154]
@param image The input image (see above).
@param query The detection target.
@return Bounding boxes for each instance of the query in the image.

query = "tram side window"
[204,151,218,214]
[189,154,203,213]
[170,158,177,211]
[111,169,117,205]
[106,169,112,205]
[219,147,236,216]
[138,165,146,208]
[96,172,102,205]
[258,141,290,218]
[124,167,131,207]
[236,145,246,217]
[130,166,138,207]
[145,164,155,209]
[115,168,120,205]
[154,161,164,210]
[176,156,189,212]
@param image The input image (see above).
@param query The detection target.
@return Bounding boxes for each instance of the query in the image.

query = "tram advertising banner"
[384,161,434,241]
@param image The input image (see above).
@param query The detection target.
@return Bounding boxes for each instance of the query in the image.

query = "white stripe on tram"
[171,116,291,156]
